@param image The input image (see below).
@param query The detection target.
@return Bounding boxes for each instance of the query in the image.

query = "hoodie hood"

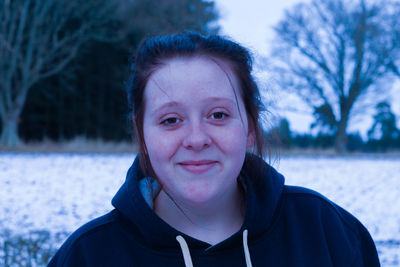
[111,153,285,251]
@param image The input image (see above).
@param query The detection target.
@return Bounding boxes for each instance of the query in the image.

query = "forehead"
[144,56,241,104]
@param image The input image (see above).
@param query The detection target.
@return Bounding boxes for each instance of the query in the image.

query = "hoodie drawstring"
[176,235,194,267]
[176,229,253,267]
[242,229,253,267]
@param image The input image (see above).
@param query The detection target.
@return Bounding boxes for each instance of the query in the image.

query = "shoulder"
[48,209,122,266]
[280,185,380,266]
[283,185,349,215]
[283,186,357,223]
[282,185,364,235]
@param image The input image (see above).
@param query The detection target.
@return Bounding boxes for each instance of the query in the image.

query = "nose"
[182,121,212,151]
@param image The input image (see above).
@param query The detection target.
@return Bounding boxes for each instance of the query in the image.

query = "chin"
[182,187,217,205]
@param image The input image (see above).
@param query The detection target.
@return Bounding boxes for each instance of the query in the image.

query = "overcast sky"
[213,0,400,137]
[215,0,308,57]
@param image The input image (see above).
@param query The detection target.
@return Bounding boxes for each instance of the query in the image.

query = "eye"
[160,117,181,125]
[210,112,229,120]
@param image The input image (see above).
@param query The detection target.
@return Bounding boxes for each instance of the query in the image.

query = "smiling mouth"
[177,160,217,174]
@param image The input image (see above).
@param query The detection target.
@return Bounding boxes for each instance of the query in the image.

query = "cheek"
[144,127,182,161]
[211,123,249,153]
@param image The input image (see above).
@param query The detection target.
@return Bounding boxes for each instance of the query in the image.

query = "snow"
[0,153,399,266]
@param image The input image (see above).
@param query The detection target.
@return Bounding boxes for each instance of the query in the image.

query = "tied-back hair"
[126,31,267,177]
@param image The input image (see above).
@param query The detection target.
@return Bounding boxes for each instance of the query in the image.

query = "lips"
[177,160,217,174]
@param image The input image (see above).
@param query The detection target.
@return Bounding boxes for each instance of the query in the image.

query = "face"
[142,56,254,206]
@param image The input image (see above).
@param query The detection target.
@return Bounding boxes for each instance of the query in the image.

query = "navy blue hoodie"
[48,155,380,266]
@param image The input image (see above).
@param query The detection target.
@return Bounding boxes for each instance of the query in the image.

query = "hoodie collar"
[111,154,285,250]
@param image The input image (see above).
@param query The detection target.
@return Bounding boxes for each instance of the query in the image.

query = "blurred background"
[1,0,400,154]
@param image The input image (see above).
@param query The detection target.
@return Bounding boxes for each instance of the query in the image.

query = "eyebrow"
[152,97,236,115]
[204,97,237,109]
[152,101,180,115]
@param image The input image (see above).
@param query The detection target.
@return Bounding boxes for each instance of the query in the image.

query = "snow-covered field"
[0,153,399,266]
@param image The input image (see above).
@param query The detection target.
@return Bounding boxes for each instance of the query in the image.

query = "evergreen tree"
[367,101,400,150]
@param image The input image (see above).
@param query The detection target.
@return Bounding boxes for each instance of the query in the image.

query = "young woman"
[49,32,380,266]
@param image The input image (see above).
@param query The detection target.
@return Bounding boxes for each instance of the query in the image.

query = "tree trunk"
[0,117,20,147]
[334,119,348,153]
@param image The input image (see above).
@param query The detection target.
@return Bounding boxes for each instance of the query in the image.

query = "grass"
[279,147,400,158]
[0,137,138,154]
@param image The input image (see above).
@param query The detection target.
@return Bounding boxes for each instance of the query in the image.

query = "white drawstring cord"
[243,229,253,267]
[176,235,194,267]
[176,230,253,267]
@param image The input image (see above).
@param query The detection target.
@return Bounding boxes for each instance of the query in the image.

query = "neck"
[154,183,245,245]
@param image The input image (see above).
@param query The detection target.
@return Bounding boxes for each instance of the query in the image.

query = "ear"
[246,127,255,148]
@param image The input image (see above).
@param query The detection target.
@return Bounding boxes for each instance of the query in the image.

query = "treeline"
[268,101,400,152]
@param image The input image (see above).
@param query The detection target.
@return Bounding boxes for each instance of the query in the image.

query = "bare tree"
[0,0,116,147]
[269,0,400,152]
